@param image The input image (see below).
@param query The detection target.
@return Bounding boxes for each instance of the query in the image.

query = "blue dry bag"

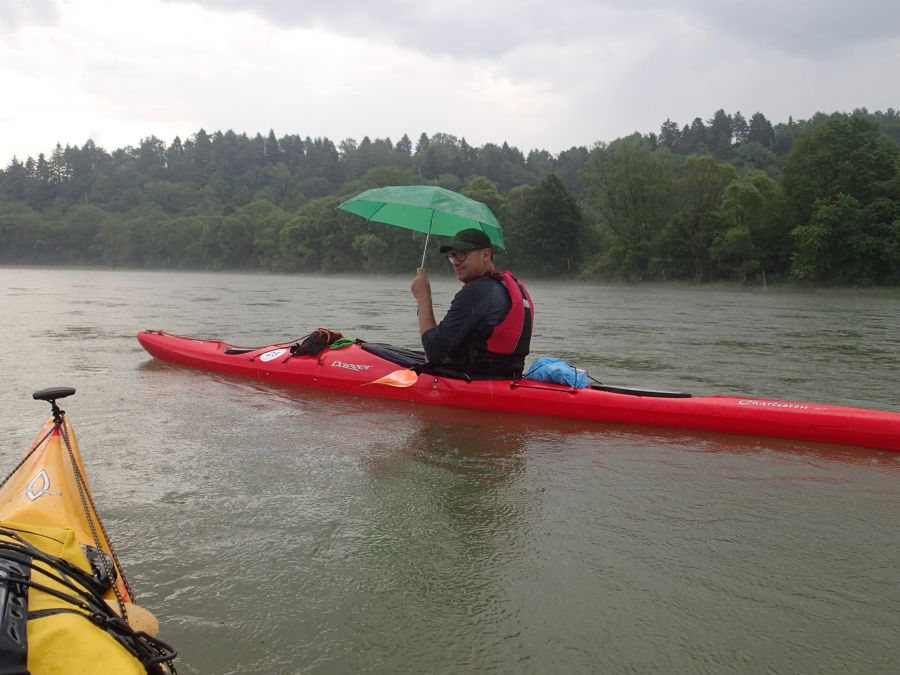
[523,357,590,388]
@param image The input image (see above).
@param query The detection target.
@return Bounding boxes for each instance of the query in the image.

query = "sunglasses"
[446,248,480,262]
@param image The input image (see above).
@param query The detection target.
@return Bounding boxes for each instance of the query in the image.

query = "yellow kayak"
[0,387,176,674]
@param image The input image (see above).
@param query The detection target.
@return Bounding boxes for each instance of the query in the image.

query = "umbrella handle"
[419,213,435,270]
[420,229,430,269]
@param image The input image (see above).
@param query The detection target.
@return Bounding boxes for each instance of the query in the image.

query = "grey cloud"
[679,0,900,56]
[163,0,900,58]
[162,0,639,57]
[0,0,59,30]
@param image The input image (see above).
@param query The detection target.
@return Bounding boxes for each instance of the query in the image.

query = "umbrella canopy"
[338,185,506,266]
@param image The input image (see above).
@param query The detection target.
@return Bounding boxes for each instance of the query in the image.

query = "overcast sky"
[2,0,898,163]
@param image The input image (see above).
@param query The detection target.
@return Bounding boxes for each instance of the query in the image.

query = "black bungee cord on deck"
[0,529,178,673]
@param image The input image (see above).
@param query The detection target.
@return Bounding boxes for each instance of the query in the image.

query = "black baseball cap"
[438,228,493,253]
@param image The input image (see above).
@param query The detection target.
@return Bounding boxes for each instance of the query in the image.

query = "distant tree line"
[1,108,898,285]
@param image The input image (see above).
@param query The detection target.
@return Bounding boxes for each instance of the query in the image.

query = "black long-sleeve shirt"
[421,275,522,376]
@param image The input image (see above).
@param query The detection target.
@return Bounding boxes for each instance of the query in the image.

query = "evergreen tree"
[1,158,27,201]
[265,129,280,163]
[659,119,681,149]
[747,112,776,149]
[707,109,733,155]
[505,174,583,275]
[732,111,749,144]
[414,133,430,156]
[396,134,413,156]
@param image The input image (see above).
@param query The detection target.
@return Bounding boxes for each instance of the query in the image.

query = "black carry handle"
[32,387,77,403]
[32,386,76,424]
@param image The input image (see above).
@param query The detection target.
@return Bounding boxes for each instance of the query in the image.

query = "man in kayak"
[410,228,534,378]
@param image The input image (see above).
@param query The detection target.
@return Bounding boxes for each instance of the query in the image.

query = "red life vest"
[485,270,534,357]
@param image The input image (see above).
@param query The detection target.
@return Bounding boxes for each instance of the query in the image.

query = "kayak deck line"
[512,380,693,398]
[136,330,900,452]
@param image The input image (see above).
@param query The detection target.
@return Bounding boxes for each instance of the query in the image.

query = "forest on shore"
[1,108,899,286]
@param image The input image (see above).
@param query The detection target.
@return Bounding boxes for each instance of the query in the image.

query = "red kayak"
[137,330,900,452]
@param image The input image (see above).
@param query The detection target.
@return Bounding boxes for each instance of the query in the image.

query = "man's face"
[448,247,492,282]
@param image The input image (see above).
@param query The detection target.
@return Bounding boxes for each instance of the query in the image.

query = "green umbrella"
[338,185,506,268]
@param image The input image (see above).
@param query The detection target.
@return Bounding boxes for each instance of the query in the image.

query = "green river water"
[1,267,897,674]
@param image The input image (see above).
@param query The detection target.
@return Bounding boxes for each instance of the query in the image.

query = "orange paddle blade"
[363,369,418,388]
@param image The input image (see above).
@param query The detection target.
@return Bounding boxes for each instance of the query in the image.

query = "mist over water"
[1,268,898,674]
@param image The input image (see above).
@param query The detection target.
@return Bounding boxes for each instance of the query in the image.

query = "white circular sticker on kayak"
[259,348,288,362]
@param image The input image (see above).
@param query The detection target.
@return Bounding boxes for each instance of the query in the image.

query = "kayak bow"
[0,387,177,674]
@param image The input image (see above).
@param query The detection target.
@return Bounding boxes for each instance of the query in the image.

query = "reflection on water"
[0,268,898,674]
